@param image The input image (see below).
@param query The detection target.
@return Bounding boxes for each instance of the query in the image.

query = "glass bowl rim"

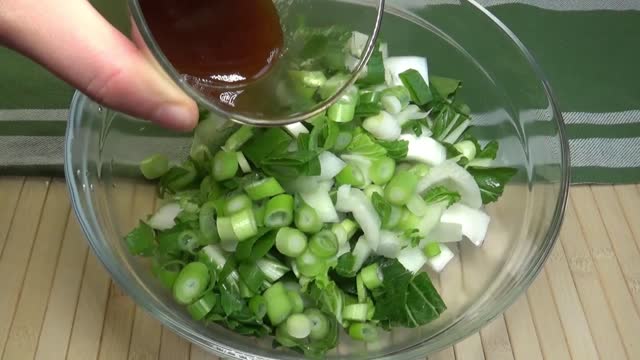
[64,0,571,357]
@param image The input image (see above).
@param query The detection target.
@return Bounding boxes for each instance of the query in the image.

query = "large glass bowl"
[65,0,570,358]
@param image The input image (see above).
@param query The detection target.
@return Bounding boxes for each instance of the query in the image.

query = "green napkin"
[1,1,639,183]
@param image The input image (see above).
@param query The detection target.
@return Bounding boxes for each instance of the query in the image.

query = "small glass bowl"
[65,0,570,358]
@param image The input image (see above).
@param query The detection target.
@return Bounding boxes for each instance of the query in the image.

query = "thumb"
[0,0,198,131]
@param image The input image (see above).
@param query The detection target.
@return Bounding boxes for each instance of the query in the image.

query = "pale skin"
[0,0,199,131]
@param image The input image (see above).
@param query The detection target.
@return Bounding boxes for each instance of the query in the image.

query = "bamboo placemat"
[1,177,639,360]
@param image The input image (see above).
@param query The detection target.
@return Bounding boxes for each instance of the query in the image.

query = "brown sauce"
[139,0,284,88]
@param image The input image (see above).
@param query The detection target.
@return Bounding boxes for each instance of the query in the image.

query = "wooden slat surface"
[1,178,639,360]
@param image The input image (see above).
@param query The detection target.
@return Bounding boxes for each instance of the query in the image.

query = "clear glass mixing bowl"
[65,0,570,358]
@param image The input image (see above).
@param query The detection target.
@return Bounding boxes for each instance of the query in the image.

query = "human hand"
[0,0,198,131]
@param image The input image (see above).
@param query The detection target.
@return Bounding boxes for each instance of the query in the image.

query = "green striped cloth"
[1,0,639,183]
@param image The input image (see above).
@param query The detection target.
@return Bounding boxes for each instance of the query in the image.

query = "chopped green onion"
[336,164,366,188]
[224,193,252,215]
[236,152,251,173]
[399,69,433,106]
[275,227,308,257]
[172,262,210,305]
[212,151,239,181]
[287,290,305,314]
[294,205,323,234]
[290,70,327,88]
[333,131,353,152]
[343,304,369,321]
[264,282,293,326]
[244,178,285,200]
[384,171,418,206]
[424,242,442,258]
[295,250,324,277]
[264,194,294,228]
[397,208,420,231]
[369,157,396,185]
[222,126,254,152]
[187,291,217,320]
[381,95,402,114]
[454,140,477,161]
[216,217,238,243]
[256,257,290,282]
[304,308,330,340]
[359,89,381,104]
[360,263,383,289]
[309,230,338,258]
[364,184,384,199]
[164,161,198,192]
[230,208,258,242]
[253,204,266,227]
[249,231,277,261]
[238,261,266,293]
[354,102,383,118]
[382,205,403,229]
[155,260,182,289]
[199,201,220,244]
[328,102,356,123]
[285,313,312,339]
[319,74,350,100]
[381,86,411,108]
[177,230,201,253]
[349,323,378,342]
[190,144,211,167]
[249,295,267,320]
[356,274,366,303]
[140,154,169,180]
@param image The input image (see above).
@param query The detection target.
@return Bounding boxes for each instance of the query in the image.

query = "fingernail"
[153,104,196,131]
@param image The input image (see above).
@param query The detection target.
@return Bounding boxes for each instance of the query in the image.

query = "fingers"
[0,0,198,131]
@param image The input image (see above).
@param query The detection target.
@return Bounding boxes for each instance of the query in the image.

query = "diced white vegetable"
[340,154,373,185]
[395,105,429,126]
[384,56,429,87]
[353,236,372,271]
[426,244,455,272]
[147,202,182,230]
[335,186,381,250]
[416,161,483,209]
[400,133,446,166]
[381,95,402,114]
[337,239,351,258]
[440,203,490,246]
[363,111,401,141]
[220,238,239,252]
[236,151,251,173]
[376,230,405,258]
[406,194,428,217]
[317,151,347,180]
[453,140,477,161]
[417,202,448,236]
[427,222,463,243]
[349,31,369,57]
[299,181,339,223]
[397,246,428,273]
[284,123,309,138]
[335,184,353,212]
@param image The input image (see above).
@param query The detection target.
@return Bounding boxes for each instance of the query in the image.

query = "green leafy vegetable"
[372,259,445,327]
[467,167,518,204]
[377,140,408,160]
[371,192,392,226]
[423,186,461,206]
[125,221,156,256]
[399,69,433,106]
[429,76,462,98]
